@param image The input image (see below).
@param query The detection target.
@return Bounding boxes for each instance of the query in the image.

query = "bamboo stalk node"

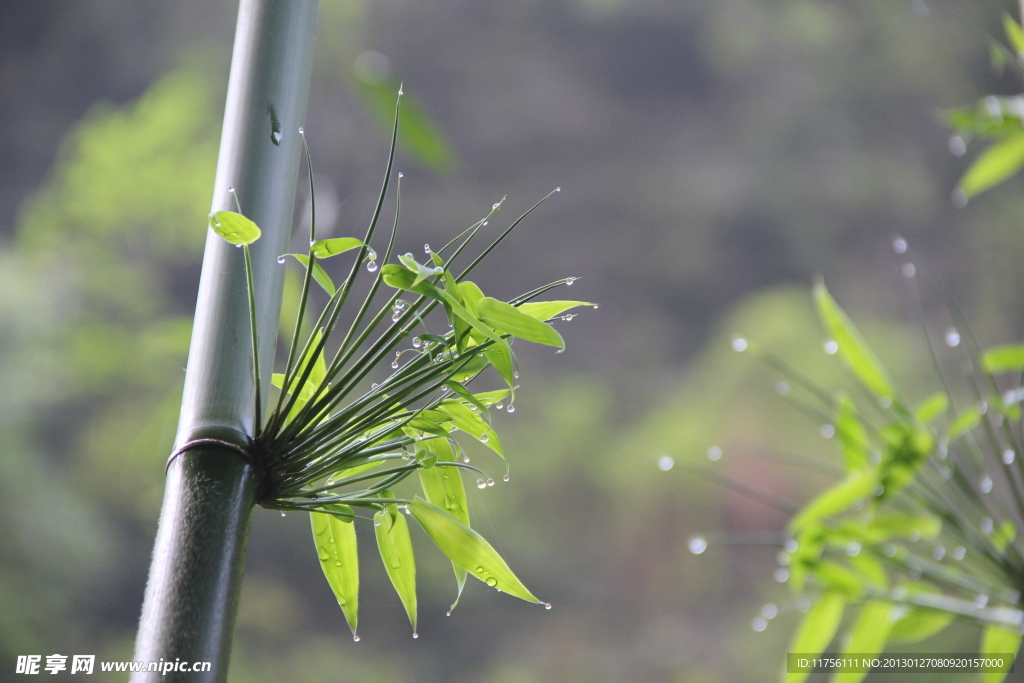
[165,438,255,474]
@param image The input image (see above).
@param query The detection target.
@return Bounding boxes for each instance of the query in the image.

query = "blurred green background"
[2,0,1023,680]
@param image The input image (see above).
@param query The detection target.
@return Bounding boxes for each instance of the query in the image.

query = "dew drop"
[424,243,431,254]
[544,602,552,610]
[658,455,675,471]
[901,263,916,278]
[981,517,994,534]
[480,434,489,443]
[688,536,708,555]
[892,237,907,254]
[392,361,399,369]
[945,327,960,347]
[776,551,790,566]
[820,424,836,439]
[476,479,487,489]
[446,611,452,617]
[486,478,495,487]
[785,539,798,553]
[707,446,722,461]
[482,221,488,226]
[774,568,789,583]
[954,546,966,560]
[412,632,419,639]
[235,243,243,249]
[731,336,748,352]
[506,404,515,413]
[976,594,989,609]
[846,541,861,556]
[412,337,423,348]
[366,260,378,272]
[949,135,966,157]
[485,577,498,587]
[281,512,287,517]
[824,339,839,354]
[227,185,235,193]
[878,396,893,408]
[752,617,768,632]
[475,566,485,573]
[884,543,897,557]
[353,635,361,642]
[980,476,993,493]
[373,518,381,527]
[761,603,778,619]
[398,87,404,96]
[371,383,379,389]
[463,455,470,463]
[277,255,286,264]
[298,127,304,135]
[1004,449,1016,464]
[495,402,503,410]
[493,202,501,210]
[775,381,790,395]
[503,474,510,482]
[951,189,968,208]
[933,546,946,561]
[398,172,404,178]
[272,131,283,145]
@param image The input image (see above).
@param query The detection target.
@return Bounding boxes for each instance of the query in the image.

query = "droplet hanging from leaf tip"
[227,185,235,193]
[353,635,361,642]
[298,127,304,135]
[945,327,960,347]
[544,602,552,610]
[367,260,378,272]
[412,632,418,639]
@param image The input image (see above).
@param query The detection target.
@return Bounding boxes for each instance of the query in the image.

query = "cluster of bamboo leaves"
[948,12,1024,203]
[734,283,1024,683]
[205,101,590,639]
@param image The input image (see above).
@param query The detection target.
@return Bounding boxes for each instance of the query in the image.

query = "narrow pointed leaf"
[958,133,1024,198]
[419,438,469,610]
[398,253,442,287]
[310,508,359,637]
[1004,13,1024,54]
[374,509,417,632]
[833,601,893,683]
[478,296,565,348]
[813,283,895,401]
[410,496,540,603]
[284,253,335,296]
[949,406,982,440]
[517,300,594,321]
[784,591,846,683]
[888,606,953,643]
[445,380,489,416]
[915,392,949,424]
[835,395,868,472]
[437,399,504,458]
[485,345,516,389]
[980,624,1022,683]
[209,210,261,245]
[789,470,877,532]
[459,281,485,316]
[311,237,365,259]
[982,344,1024,374]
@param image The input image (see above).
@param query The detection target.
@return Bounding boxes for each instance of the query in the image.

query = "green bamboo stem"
[131,1,319,681]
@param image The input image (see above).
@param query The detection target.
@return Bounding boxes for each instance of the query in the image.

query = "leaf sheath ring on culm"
[164,438,257,474]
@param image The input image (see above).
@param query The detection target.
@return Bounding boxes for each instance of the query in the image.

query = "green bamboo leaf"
[958,133,1024,198]
[784,591,846,683]
[982,344,1024,374]
[992,520,1017,553]
[419,438,470,611]
[209,210,261,245]
[888,606,953,643]
[485,345,516,389]
[374,508,417,633]
[381,263,445,301]
[398,252,443,288]
[1004,13,1024,55]
[478,297,565,348]
[813,283,895,401]
[949,406,982,441]
[310,237,365,259]
[449,352,491,383]
[915,392,949,424]
[866,512,941,541]
[444,380,489,416]
[409,497,541,604]
[980,624,1022,683]
[848,553,888,589]
[310,508,359,637]
[789,470,877,532]
[437,399,504,458]
[833,601,893,683]
[459,281,485,316]
[835,395,869,473]
[814,561,865,599]
[517,300,594,321]
[283,253,335,296]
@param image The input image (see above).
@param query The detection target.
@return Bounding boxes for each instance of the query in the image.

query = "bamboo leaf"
[374,509,417,633]
[437,399,504,458]
[398,252,443,287]
[445,380,489,416]
[310,508,359,637]
[866,512,941,541]
[888,606,953,643]
[982,344,1024,374]
[835,395,869,473]
[459,281,485,316]
[478,297,565,348]
[784,591,846,683]
[992,520,1017,553]
[1004,13,1024,54]
[485,345,516,389]
[419,438,470,610]
[915,392,949,424]
[949,406,982,440]
[283,253,335,296]
[311,237,365,259]
[813,283,895,401]
[789,470,877,532]
[980,624,1022,683]
[409,497,541,603]
[517,300,594,321]
[958,133,1024,198]
[209,210,261,245]
[833,601,894,683]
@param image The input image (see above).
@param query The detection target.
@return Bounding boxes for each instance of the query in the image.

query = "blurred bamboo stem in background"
[131,1,319,680]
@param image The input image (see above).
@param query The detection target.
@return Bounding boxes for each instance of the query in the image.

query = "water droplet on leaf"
[688,536,707,554]
[366,260,378,272]
[892,237,907,254]
[277,256,286,264]
[658,455,675,471]
[824,340,838,354]
[731,337,747,352]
